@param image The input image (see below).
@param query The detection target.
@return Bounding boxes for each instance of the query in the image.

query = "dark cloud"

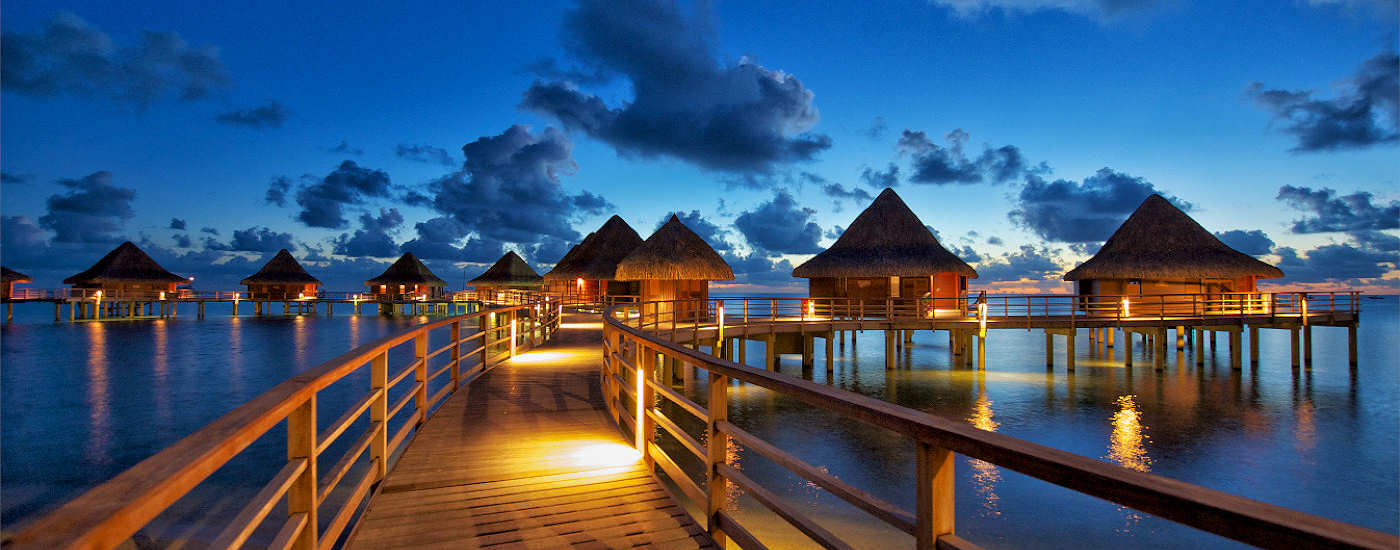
[1,12,231,106]
[519,0,830,173]
[1247,52,1398,152]
[398,216,505,263]
[523,57,612,86]
[859,163,900,188]
[1351,230,1400,253]
[173,234,191,248]
[1213,229,1275,256]
[898,129,1033,185]
[0,216,52,267]
[201,227,219,235]
[527,237,572,265]
[987,236,1004,246]
[396,144,456,166]
[399,189,433,208]
[332,208,404,258]
[733,189,823,254]
[722,251,798,288]
[1008,168,1187,242]
[825,225,845,240]
[1274,243,1395,283]
[215,102,288,129]
[951,245,983,264]
[721,173,777,191]
[822,183,874,204]
[264,176,292,207]
[206,226,296,253]
[38,171,136,243]
[428,125,607,243]
[328,141,363,156]
[975,245,1064,282]
[865,116,888,140]
[1276,185,1399,233]
[660,210,731,251]
[1,172,32,184]
[169,218,187,230]
[295,161,392,229]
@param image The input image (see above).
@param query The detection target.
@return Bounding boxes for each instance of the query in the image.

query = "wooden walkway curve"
[347,312,717,549]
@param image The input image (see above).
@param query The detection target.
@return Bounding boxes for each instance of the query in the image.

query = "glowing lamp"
[1121,298,1130,318]
[717,305,725,342]
[977,302,988,337]
[509,319,518,356]
[159,291,166,300]
[806,300,815,318]
[94,290,103,299]
[298,292,304,300]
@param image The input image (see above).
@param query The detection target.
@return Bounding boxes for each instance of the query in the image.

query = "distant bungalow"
[63,241,187,298]
[793,188,977,310]
[2,267,31,301]
[1064,194,1284,297]
[366,252,446,300]
[615,215,734,321]
[241,249,322,300]
[470,251,542,291]
[543,215,644,303]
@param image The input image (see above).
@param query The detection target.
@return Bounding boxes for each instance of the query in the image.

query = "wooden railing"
[601,298,1393,550]
[5,301,561,550]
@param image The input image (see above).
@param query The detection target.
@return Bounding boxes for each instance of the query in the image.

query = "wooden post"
[802,335,814,369]
[370,352,388,480]
[479,315,491,370]
[1302,325,1313,368]
[1045,332,1054,368]
[738,337,747,365]
[1106,327,1115,348]
[976,333,986,370]
[885,330,896,370]
[1347,323,1358,367]
[1249,326,1259,366]
[414,332,428,425]
[825,332,835,375]
[639,346,656,468]
[1065,330,1076,371]
[1290,326,1300,368]
[286,397,318,550]
[915,441,954,550]
[1229,329,1242,370]
[1176,326,1185,350]
[1195,329,1205,366]
[706,372,729,547]
[1124,330,1133,367]
[283,301,290,315]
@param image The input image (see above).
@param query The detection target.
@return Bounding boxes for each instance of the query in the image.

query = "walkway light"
[1121,298,1130,318]
[159,291,165,300]
[509,318,518,357]
[978,302,988,338]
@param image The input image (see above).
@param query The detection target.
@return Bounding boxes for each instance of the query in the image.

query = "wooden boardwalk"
[347,312,717,549]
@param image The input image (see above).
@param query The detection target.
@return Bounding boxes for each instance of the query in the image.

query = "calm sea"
[2,296,1396,548]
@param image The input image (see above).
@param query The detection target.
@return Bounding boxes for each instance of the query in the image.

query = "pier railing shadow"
[3,299,562,550]
[601,295,1388,550]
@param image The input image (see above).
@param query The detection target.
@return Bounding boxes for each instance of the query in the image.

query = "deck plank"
[348,311,717,549]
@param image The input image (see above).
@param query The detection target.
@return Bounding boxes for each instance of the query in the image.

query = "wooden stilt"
[802,335,814,369]
[1106,327,1115,348]
[1290,327,1300,368]
[765,334,776,370]
[1176,326,1185,350]
[1153,328,1167,371]
[1195,330,1205,366]
[1347,323,1358,367]
[1249,326,1259,366]
[1302,325,1313,368]
[825,332,834,375]
[1229,329,1242,370]
[976,333,986,370]
[1065,330,1076,371]
[885,330,896,370]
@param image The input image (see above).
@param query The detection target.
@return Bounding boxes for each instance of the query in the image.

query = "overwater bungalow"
[2,267,31,300]
[470,251,543,291]
[241,249,322,300]
[63,241,187,299]
[1064,194,1284,300]
[543,215,643,303]
[366,252,446,300]
[792,188,977,311]
[615,215,734,321]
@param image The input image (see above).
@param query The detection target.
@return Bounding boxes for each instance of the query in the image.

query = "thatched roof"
[543,216,643,281]
[1063,194,1284,281]
[470,251,542,288]
[241,249,321,285]
[616,215,734,281]
[366,252,446,286]
[63,241,187,285]
[792,188,977,279]
[2,267,31,284]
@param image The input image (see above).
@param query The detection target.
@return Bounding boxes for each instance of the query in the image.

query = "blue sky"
[2,0,1396,292]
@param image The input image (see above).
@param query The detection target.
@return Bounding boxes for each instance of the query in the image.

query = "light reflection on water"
[1106,395,1151,473]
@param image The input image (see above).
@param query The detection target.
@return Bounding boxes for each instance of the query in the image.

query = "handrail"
[603,299,1392,550]
[5,300,561,550]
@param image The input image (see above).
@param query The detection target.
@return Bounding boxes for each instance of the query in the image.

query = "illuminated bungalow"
[543,215,643,303]
[63,241,186,298]
[793,188,977,310]
[1064,194,1284,298]
[241,249,322,300]
[470,251,542,291]
[615,215,734,321]
[1,267,32,300]
[365,252,446,300]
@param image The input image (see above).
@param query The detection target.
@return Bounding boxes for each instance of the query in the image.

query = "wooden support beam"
[1154,328,1167,371]
[1065,330,1076,371]
[1302,325,1313,368]
[825,332,835,375]
[1195,329,1205,366]
[1348,323,1358,367]
[1045,332,1054,369]
[1290,327,1300,368]
[1229,329,1242,370]
[1176,326,1185,350]
[915,442,954,550]
[885,330,896,370]
[1249,326,1259,366]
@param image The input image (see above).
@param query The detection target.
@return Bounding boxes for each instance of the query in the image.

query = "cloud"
[859,163,900,188]
[975,245,1065,282]
[201,227,219,235]
[987,235,1004,246]
[898,129,1034,185]
[1274,243,1395,283]
[527,237,573,265]
[1247,52,1398,152]
[658,210,732,251]
[215,102,288,128]
[734,189,823,254]
[328,141,363,156]
[1,172,31,184]
[1351,229,1400,253]
[1213,229,1275,256]
[825,225,845,240]
[206,226,296,253]
[398,216,505,262]
[295,161,393,229]
[264,176,292,207]
[523,57,612,86]
[396,144,456,166]
[1,12,231,106]
[865,117,888,140]
[722,251,799,288]
[929,0,1162,19]
[332,208,404,258]
[822,182,874,204]
[0,216,52,267]
[1009,168,1187,242]
[1276,185,1399,233]
[37,171,136,243]
[427,125,607,243]
[169,218,186,230]
[173,234,191,248]
[519,0,830,173]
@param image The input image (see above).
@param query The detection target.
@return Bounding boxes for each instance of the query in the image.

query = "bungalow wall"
[807,275,967,310]
[368,283,445,301]
[639,279,709,323]
[246,283,319,300]
[70,281,181,298]
[1075,276,1263,314]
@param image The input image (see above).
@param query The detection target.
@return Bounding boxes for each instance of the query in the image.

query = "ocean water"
[1,297,1396,548]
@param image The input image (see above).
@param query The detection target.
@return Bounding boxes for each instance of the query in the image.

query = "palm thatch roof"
[2,267,32,284]
[63,242,187,285]
[241,249,321,285]
[366,252,446,286]
[1063,194,1284,281]
[543,216,643,281]
[470,251,542,288]
[793,188,977,279]
[616,215,734,281]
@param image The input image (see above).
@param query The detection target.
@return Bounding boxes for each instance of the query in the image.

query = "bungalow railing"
[5,301,560,550]
[601,299,1393,550]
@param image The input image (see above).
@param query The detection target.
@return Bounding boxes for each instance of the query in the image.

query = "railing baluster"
[286,396,318,550]
[414,333,428,424]
[449,321,461,391]
[706,371,730,547]
[370,352,388,481]
[914,442,953,550]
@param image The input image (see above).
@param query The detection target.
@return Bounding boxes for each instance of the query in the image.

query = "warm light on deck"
[566,442,642,468]
[560,322,603,329]
[510,350,591,364]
